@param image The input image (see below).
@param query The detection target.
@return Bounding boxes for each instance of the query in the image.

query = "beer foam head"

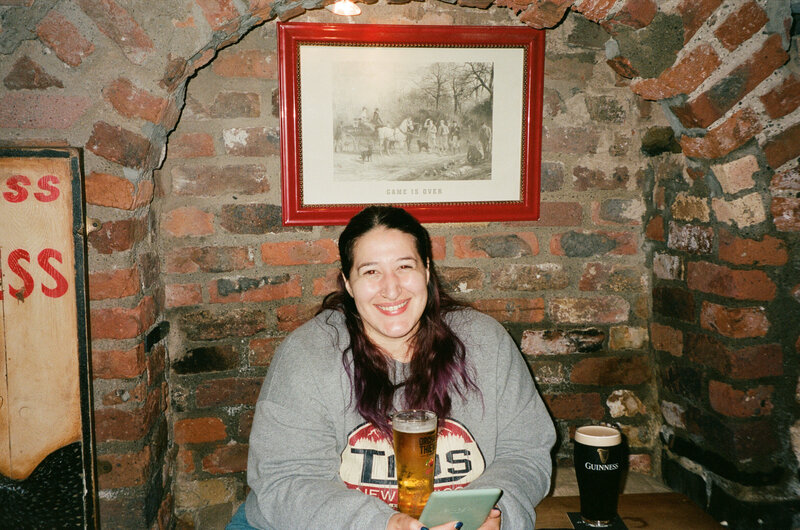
[574,425,621,447]
[392,410,437,433]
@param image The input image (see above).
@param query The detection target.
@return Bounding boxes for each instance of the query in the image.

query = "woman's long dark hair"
[319,206,479,436]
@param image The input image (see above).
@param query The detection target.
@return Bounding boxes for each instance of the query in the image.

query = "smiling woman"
[233,206,556,530]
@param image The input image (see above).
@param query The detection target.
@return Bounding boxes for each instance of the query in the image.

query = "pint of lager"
[573,425,624,527]
[392,410,437,519]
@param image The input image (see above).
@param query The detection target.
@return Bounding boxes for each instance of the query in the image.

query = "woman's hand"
[386,513,464,530]
[477,507,501,530]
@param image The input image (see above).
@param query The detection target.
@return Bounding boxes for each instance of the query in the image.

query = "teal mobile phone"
[418,488,502,530]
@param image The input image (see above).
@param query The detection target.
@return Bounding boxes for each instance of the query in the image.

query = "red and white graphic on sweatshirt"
[339,419,485,507]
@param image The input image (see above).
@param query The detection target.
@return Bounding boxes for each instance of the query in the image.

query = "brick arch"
[3,0,798,528]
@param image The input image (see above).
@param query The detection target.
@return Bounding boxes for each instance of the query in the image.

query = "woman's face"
[344,227,429,361]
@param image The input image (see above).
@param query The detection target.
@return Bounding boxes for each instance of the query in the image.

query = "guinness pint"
[573,425,623,527]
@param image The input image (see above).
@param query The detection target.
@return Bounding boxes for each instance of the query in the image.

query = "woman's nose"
[380,271,400,298]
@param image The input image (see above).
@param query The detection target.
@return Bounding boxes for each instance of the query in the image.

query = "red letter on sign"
[35,175,60,202]
[39,248,69,298]
[8,248,34,300]
[3,175,31,203]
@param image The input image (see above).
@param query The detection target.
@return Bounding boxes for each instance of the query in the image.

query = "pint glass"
[392,410,437,519]
[573,425,624,527]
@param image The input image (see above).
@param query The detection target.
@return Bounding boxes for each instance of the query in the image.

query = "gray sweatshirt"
[245,308,556,529]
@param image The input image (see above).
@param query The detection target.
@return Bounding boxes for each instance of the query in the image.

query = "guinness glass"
[573,425,623,527]
[392,410,437,519]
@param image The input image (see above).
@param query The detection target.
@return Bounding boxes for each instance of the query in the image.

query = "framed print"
[277,22,545,225]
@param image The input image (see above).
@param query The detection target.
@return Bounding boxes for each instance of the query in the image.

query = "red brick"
[718,228,788,266]
[536,201,583,226]
[86,121,155,169]
[602,0,656,31]
[0,93,91,129]
[573,165,628,190]
[196,378,262,408]
[628,453,651,474]
[209,274,302,303]
[177,447,195,474]
[202,443,248,474]
[276,303,318,332]
[571,0,615,22]
[671,35,788,129]
[714,1,768,51]
[650,322,683,357]
[570,355,650,385]
[94,387,162,442]
[764,122,800,171]
[679,107,762,160]
[261,240,338,266]
[84,171,152,210]
[196,0,240,30]
[517,0,573,28]
[631,44,720,101]
[36,10,94,66]
[207,92,261,119]
[549,296,629,324]
[760,74,800,119]
[170,132,215,158]
[212,49,277,79]
[92,343,146,379]
[223,127,279,157]
[606,55,639,79]
[686,261,776,301]
[163,207,214,237]
[97,446,151,489]
[103,78,168,124]
[700,300,769,339]
[579,262,645,292]
[75,0,153,65]
[174,417,227,444]
[171,164,269,197]
[645,214,665,241]
[677,0,723,44]
[471,298,545,323]
[89,267,140,300]
[166,246,254,273]
[3,56,63,89]
[453,233,538,259]
[90,296,156,340]
[249,337,281,367]
[165,283,203,308]
[686,333,783,379]
[313,267,341,297]
[708,380,774,418]
[88,217,148,254]
[543,393,604,420]
[771,197,800,231]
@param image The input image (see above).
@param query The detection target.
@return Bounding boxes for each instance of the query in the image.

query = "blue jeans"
[226,502,258,530]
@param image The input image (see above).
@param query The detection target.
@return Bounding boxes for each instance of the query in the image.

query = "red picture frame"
[277,22,545,225]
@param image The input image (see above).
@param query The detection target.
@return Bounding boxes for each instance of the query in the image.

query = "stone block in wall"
[453,232,538,258]
[220,203,284,234]
[549,295,630,324]
[208,274,302,303]
[770,197,800,231]
[711,192,767,229]
[492,263,569,291]
[551,230,636,256]
[667,222,714,254]
[652,252,682,280]
[607,389,646,418]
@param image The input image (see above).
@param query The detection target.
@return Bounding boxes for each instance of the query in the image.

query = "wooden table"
[536,492,722,529]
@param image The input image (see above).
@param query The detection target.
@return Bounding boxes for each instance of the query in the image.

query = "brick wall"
[0,0,797,528]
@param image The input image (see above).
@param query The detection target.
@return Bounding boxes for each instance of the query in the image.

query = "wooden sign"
[0,148,97,527]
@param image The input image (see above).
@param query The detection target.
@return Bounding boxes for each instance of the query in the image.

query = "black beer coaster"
[567,512,628,529]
